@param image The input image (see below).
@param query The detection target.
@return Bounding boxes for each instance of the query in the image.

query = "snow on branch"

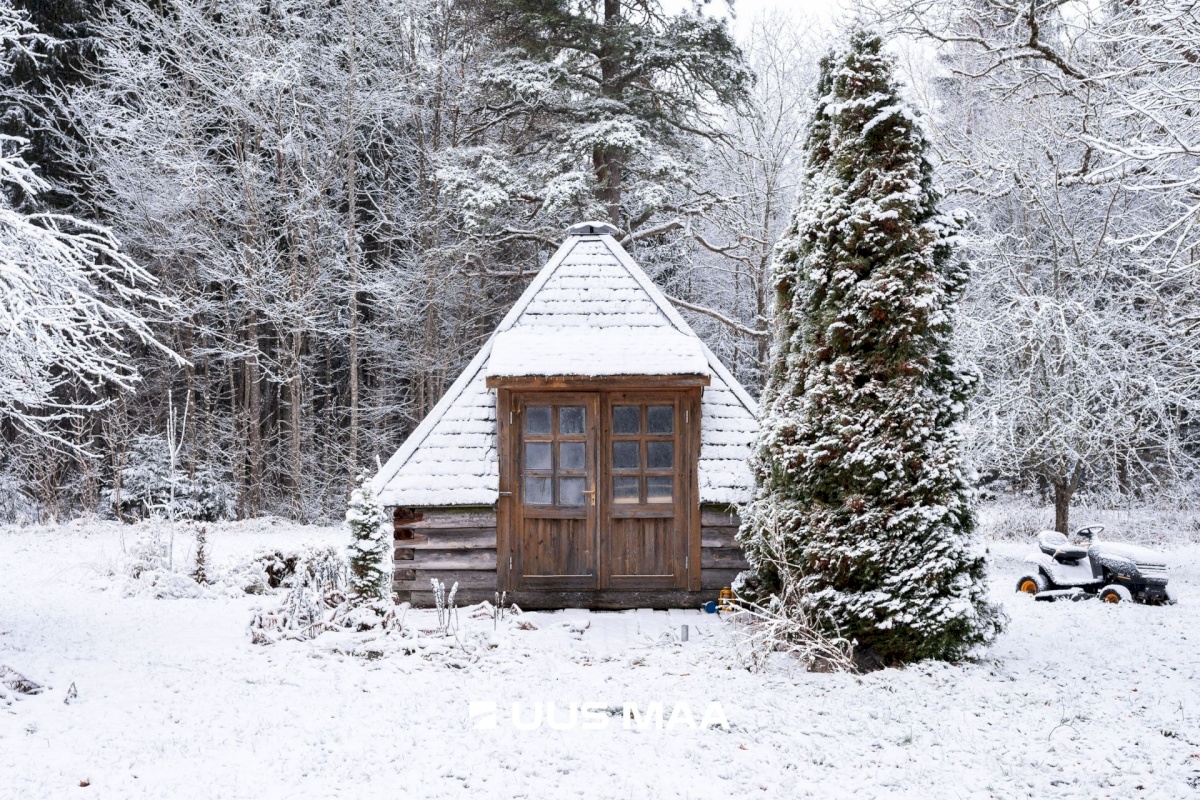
[664,294,768,339]
[0,136,181,441]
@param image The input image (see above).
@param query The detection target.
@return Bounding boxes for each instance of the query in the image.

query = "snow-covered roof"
[487,327,709,378]
[372,231,758,507]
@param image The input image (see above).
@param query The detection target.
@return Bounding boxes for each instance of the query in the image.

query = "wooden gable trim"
[485,374,711,390]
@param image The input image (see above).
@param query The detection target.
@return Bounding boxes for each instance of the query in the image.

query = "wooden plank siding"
[699,506,748,593]
[392,505,747,607]
[392,507,498,604]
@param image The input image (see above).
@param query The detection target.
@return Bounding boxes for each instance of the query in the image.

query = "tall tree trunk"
[245,315,263,516]
[1052,480,1072,534]
[756,190,773,369]
[289,368,303,507]
[273,115,309,508]
[346,0,361,480]
[594,0,622,225]
[225,306,245,518]
[1052,462,1086,534]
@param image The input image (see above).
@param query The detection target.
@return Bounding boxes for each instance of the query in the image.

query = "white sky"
[725,0,843,29]
[690,0,942,115]
[670,0,849,37]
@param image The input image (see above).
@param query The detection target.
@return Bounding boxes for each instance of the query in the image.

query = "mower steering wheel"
[1077,525,1104,538]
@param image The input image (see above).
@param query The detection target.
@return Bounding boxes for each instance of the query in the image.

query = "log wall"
[392,506,498,607]
[699,506,749,592]
[392,505,748,608]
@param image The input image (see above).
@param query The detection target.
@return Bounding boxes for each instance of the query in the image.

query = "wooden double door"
[498,389,699,592]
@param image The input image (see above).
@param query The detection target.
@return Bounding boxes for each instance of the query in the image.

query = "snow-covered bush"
[735,589,856,674]
[117,523,275,599]
[0,665,45,707]
[122,528,170,580]
[731,514,855,673]
[233,546,336,595]
[119,526,209,599]
[249,546,351,644]
[105,435,234,522]
[277,547,348,623]
[221,559,271,596]
[123,565,209,600]
[251,549,303,589]
[334,477,396,631]
[0,470,37,524]
[192,525,209,584]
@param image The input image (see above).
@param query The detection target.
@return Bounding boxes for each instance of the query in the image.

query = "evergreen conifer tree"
[740,28,1002,666]
[346,475,390,607]
[461,0,751,228]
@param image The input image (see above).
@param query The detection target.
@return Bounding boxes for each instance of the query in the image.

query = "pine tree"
[459,0,751,229]
[346,475,390,607]
[740,28,1003,667]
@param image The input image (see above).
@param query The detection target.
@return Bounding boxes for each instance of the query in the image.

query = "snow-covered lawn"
[2,519,1199,799]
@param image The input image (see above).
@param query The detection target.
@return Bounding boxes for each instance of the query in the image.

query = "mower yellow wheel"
[1019,579,1039,595]
[1099,584,1132,604]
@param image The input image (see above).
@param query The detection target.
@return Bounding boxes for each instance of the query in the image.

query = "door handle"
[581,487,595,506]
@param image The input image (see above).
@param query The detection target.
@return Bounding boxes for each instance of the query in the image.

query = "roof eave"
[485,373,711,389]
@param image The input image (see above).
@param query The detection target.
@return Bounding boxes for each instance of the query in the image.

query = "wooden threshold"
[406,588,719,610]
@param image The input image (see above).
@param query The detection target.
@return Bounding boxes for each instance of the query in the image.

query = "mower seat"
[1037,531,1090,562]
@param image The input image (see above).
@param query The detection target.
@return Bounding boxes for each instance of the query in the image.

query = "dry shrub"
[732,515,856,673]
[249,546,348,644]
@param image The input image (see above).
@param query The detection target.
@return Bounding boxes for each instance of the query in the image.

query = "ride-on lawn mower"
[1015,526,1176,604]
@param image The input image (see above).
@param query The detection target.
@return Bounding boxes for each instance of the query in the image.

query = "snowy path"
[2,521,1199,799]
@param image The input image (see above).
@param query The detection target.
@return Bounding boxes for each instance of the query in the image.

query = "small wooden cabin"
[373,222,757,609]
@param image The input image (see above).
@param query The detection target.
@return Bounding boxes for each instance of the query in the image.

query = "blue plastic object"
[703,601,718,614]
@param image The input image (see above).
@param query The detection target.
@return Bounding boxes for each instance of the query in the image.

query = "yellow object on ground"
[718,588,737,612]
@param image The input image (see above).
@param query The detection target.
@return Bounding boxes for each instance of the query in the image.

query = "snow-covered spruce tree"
[739,29,1002,667]
[346,475,391,607]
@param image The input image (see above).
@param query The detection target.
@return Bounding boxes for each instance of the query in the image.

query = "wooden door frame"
[497,388,515,591]
[496,381,703,594]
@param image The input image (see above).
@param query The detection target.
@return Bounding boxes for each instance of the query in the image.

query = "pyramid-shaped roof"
[372,229,758,508]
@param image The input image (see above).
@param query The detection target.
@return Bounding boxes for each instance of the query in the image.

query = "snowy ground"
[2,517,1199,799]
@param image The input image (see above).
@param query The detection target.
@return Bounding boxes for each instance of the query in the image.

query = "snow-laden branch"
[664,294,769,338]
[0,132,180,439]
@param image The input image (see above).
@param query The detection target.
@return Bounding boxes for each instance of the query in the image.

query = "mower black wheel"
[1016,574,1048,595]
